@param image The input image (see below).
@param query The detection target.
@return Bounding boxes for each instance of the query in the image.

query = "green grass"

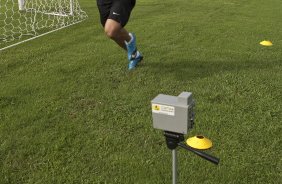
[0,0,281,183]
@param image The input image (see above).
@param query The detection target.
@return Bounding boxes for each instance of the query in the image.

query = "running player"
[96,0,143,70]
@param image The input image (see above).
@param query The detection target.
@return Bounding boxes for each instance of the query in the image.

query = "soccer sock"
[135,51,140,58]
[125,33,134,45]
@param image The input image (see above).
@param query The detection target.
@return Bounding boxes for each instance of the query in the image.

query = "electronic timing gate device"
[151,92,220,184]
[152,92,195,134]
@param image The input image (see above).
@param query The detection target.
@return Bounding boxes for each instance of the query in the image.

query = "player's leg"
[97,0,130,51]
[107,0,143,70]
[104,20,143,66]
[125,32,143,70]
[97,0,143,70]
[104,19,130,50]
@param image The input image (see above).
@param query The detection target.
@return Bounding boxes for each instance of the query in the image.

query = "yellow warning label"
[152,104,160,111]
[152,103,175,116]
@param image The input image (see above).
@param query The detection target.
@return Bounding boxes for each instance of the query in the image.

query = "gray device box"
[151,92,195,134]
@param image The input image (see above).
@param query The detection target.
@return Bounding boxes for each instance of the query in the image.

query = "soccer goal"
[0,0,87,51]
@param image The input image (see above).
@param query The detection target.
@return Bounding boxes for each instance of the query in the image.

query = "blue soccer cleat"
[128,51,143,70]
[125,33,143,70]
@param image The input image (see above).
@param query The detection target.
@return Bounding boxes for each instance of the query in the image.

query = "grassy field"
[0,0,281,183]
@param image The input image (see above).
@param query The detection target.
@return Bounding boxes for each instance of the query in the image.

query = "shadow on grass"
[146,58,281,81]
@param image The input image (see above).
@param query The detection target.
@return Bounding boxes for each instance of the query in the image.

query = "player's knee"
[104,26,119,39]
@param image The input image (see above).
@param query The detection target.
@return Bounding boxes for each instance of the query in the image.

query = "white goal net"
[0,0,87,51]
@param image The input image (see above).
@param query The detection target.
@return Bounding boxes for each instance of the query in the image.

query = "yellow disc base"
[186,135,213,150]
[260,40,273,46]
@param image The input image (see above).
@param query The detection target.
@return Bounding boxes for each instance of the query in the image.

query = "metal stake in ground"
[172,149,177,184]
[164,132,184,184]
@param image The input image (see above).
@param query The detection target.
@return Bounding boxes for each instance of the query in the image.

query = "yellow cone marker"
[260,40,273,46]
[186,135,213,150]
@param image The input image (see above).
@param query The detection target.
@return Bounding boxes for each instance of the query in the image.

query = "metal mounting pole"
[172,149,178,184]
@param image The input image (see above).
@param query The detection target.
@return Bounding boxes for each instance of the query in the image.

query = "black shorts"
[97,0,136,27]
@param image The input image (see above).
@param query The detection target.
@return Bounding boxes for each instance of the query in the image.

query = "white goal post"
[0,0,87,51]
[18,0,25,11]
